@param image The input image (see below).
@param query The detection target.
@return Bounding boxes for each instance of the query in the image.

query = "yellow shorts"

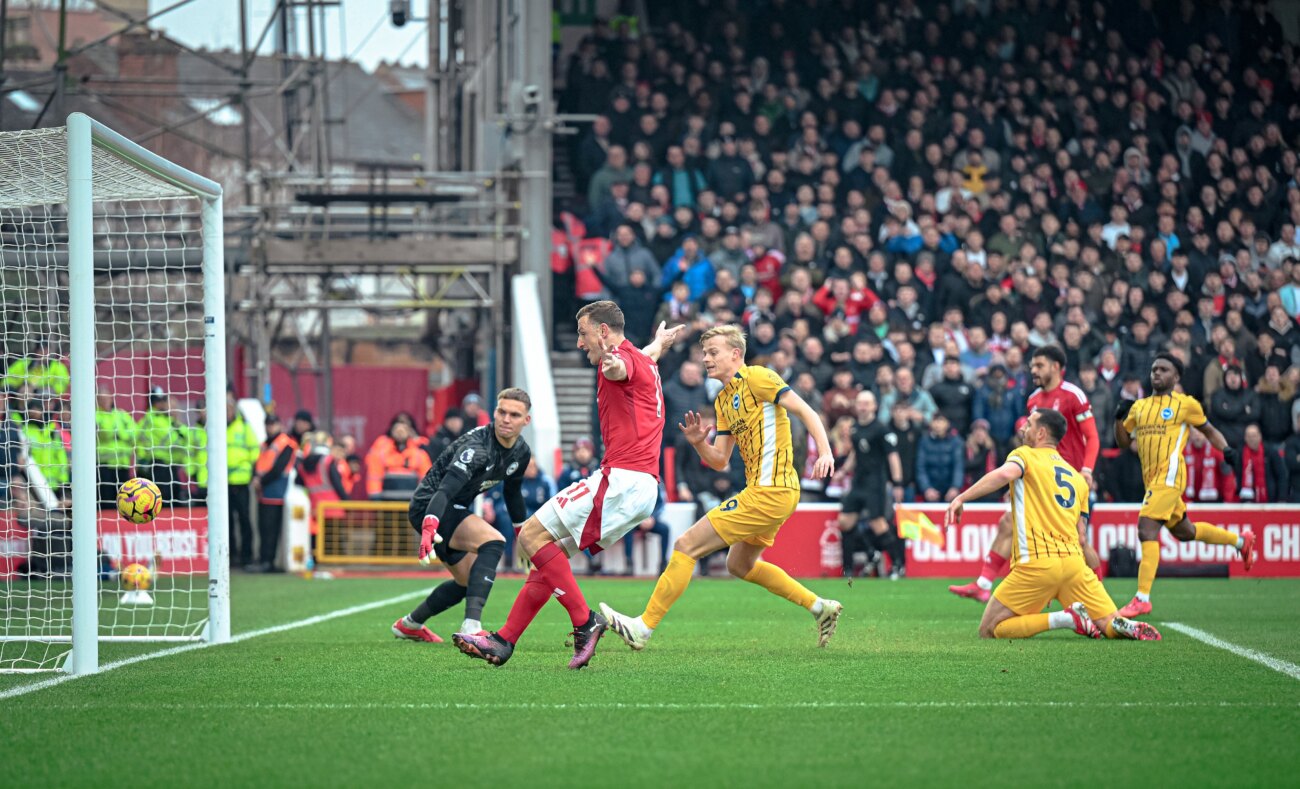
[707,486,799,548]
[994,555,1117,620]
[1140,485,1186,526]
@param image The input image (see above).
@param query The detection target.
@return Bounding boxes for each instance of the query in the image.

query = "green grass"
[2,574,1298,787]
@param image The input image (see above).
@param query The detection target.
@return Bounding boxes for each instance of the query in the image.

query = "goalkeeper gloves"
[1115,399,1133,421]
[418,515,443,565]
[1221,446,1238,469]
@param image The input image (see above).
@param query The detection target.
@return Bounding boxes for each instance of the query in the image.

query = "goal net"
[0,115,228,674]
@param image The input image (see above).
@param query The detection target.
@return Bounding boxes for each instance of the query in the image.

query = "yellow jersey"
[715,366,800,489]
[1006,445,1088,567]
[1121,391,1206,491]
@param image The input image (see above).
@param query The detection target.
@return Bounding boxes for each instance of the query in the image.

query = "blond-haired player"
[1113,352,1256,618]
[946,408,1161,641]
[600,325,844,649]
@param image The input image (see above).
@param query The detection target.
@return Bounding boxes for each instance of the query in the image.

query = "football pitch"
[3,574,1298,787]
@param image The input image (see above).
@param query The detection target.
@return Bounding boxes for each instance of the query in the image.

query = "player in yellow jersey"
[600,325,845,649]
[946,408,1161,640]
[1113,352,1257,618]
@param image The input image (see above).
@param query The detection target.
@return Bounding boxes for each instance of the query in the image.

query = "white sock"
[975,577,993,591]
[1047,610,1074,630]
[633,616,653,635]
[1236,536,1245,550]
[1135,592,1150,603]
[460,618,481,634]
[810,599,825,616]
[402,615,421,629]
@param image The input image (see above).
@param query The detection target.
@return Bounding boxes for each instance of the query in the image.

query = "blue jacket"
[916,432,964,493]
[661,250,716,302]
[972,382,1024,445]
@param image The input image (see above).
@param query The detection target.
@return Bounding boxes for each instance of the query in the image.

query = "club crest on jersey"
[459,448,475,464]
[1160,407,1173,420]
[732,394,741,410]
[506,461,519,475]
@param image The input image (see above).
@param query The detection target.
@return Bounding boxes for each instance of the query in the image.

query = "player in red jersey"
[949,345,1101,602]
[454,301,682,669]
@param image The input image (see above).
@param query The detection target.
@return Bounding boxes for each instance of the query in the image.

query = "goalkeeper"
[391,388,534,643]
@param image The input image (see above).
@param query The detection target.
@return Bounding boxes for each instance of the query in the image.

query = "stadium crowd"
[556,0,1300,507]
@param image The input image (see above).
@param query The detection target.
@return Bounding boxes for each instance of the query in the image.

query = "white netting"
[0,127,212,672]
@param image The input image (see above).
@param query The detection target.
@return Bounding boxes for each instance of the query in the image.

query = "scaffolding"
[2,0,558,429]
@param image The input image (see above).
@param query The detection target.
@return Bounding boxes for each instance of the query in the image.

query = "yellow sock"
[1104,620,1118,639]
[1137,540,1160,598]
[742,561,818,610]
[993,614,1051,639]
[1194,521,1240,547]
[641,551,696,629]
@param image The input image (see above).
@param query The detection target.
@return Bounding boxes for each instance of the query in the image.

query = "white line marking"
[1165,622,1300,682]
[0,591,426,702]
[24,700,1300,712]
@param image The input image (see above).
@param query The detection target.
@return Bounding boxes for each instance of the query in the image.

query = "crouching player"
[391,388,533,642]
[600,325,844,650]
[945,408,1160,641]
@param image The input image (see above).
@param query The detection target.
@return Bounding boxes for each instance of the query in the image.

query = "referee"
[837,391,906,579]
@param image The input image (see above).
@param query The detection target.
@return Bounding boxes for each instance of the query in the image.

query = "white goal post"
[0,113,228,675]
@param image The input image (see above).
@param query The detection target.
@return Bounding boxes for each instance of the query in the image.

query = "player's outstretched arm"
[600,338,629,381]
[641,321,686,362]
[679,410,735,471]
[946,461,1022,527]
[779,388,835,478]
[1196,420,1237,466]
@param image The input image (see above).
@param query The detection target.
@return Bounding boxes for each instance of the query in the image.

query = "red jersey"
[1026,381,1094,471]
[597,339,665,479]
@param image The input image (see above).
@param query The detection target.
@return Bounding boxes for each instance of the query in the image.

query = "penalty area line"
[0,590,427,702]
[1164,622,1300,682]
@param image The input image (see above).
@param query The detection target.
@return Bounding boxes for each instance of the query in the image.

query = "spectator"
[660,235,715,302]
[425,408,465,467]
[460,394,489,428]
[916,413,963,503]
[296,430,348,540]
[183,403,208,503]
[963,420,1001,503]
[136,387,185,505]
[662,361,710,434]
[601,223,662,297]
[364,414,434,499]
[253,414,298,572]
[226,394,260,568]
[1077,364,1116,449]
[972,364,1023,452]
[930,357,975,436]
[587,144,630,209]
[1234,424,1288,503]
[1183,429,1233,504]
[1208,365,1258,448]
[881,366,937,427]
[558,436,598,491]
[22,397,69,502]
[94,389,136,509]
[1256,364,1296,446]
[4,341,69,396]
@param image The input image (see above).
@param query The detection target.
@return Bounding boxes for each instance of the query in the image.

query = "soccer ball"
[117,477,163,524]
[121,562,152,591]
